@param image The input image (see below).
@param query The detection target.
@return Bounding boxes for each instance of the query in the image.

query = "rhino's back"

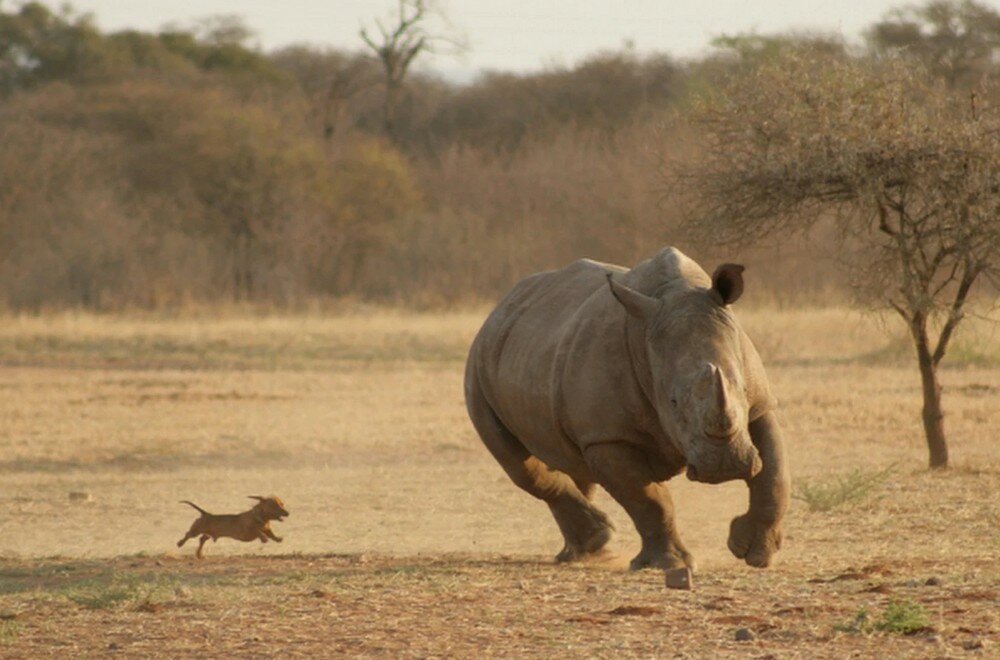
[467,259,626,470]
[474,258,622,364]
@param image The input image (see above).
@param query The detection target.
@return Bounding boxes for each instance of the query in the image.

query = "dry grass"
[0,306,997,657]
[1,553,995,657]
[0,307,485,369]
[0,305,996,370]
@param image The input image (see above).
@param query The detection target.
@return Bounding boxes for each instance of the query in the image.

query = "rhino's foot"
[556,529,611,564]
[728,513,782,568]
[629,544,696,572]
[554,507,614,563]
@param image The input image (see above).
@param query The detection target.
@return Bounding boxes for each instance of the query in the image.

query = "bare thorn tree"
[360,0,463,144]
[672,53,1000,469]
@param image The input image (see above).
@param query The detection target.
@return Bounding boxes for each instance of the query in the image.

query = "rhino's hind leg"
[467,388,613,563]
[583,443,695,572]
[546,475,614,563]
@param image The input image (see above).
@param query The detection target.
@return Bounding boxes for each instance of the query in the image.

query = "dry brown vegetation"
[0,307,997,656]
[4,2,1000,311]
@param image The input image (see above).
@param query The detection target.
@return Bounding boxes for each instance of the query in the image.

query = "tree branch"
[932,260,979,366]
[877,201,896,236]
[398,38,426,75]
[359,28,378,52]
[889,299,911,321]
[392,0,425,42]
[930,256,961,298]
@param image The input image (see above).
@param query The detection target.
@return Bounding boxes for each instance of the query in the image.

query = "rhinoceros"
[464,247,789,570]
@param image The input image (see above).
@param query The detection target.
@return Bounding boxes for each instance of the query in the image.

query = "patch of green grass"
[0,620,19,644]
[874,599,932,634]
[837,599,931,635]
[62,572,177,611]
[793,466,893,512]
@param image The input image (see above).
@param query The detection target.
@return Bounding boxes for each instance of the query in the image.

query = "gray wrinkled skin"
[465,247,790,571]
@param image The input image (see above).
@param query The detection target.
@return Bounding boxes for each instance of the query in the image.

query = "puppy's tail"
[180,500,210,516]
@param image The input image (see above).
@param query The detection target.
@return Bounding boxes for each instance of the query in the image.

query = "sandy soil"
[0,309,997,656]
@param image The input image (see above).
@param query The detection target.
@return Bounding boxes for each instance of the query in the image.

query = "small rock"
[108,642,120,650]
[903,579,920,588]
[927,634,943,644]
[69,491,93,502]
[963,637,987,651]
[924,576,943,587]
[665,567,693,591]
[174,586,192,599]
[735,627,756,642]
[586,585,600,594]
[0,612,17,621]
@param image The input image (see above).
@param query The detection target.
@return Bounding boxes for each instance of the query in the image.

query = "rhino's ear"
[607,273,660,320]
[711,263,745,305]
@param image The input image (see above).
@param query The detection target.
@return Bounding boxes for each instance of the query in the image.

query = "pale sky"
[68,1,918,77]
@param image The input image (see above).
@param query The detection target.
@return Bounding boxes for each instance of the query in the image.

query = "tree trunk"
[231,238,243,302]
[384,77,400,144]
[231,228,254,302]
[912,322,949,469]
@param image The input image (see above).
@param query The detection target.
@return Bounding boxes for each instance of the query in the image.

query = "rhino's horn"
[706,365,739,438]
[713,365,728,413]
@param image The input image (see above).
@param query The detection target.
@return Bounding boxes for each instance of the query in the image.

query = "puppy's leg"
[263,528,283,543]
[196,534,210,559]
[256,531,269,544]
[177,530,197,548]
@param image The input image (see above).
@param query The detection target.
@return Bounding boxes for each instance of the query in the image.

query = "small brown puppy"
[177,495,289,558]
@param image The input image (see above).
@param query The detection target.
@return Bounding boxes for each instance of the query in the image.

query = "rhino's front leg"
[728,411,790,568]
[584,442,695,571]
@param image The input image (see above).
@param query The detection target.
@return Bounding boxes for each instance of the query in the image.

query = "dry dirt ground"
[0,307,997,657]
